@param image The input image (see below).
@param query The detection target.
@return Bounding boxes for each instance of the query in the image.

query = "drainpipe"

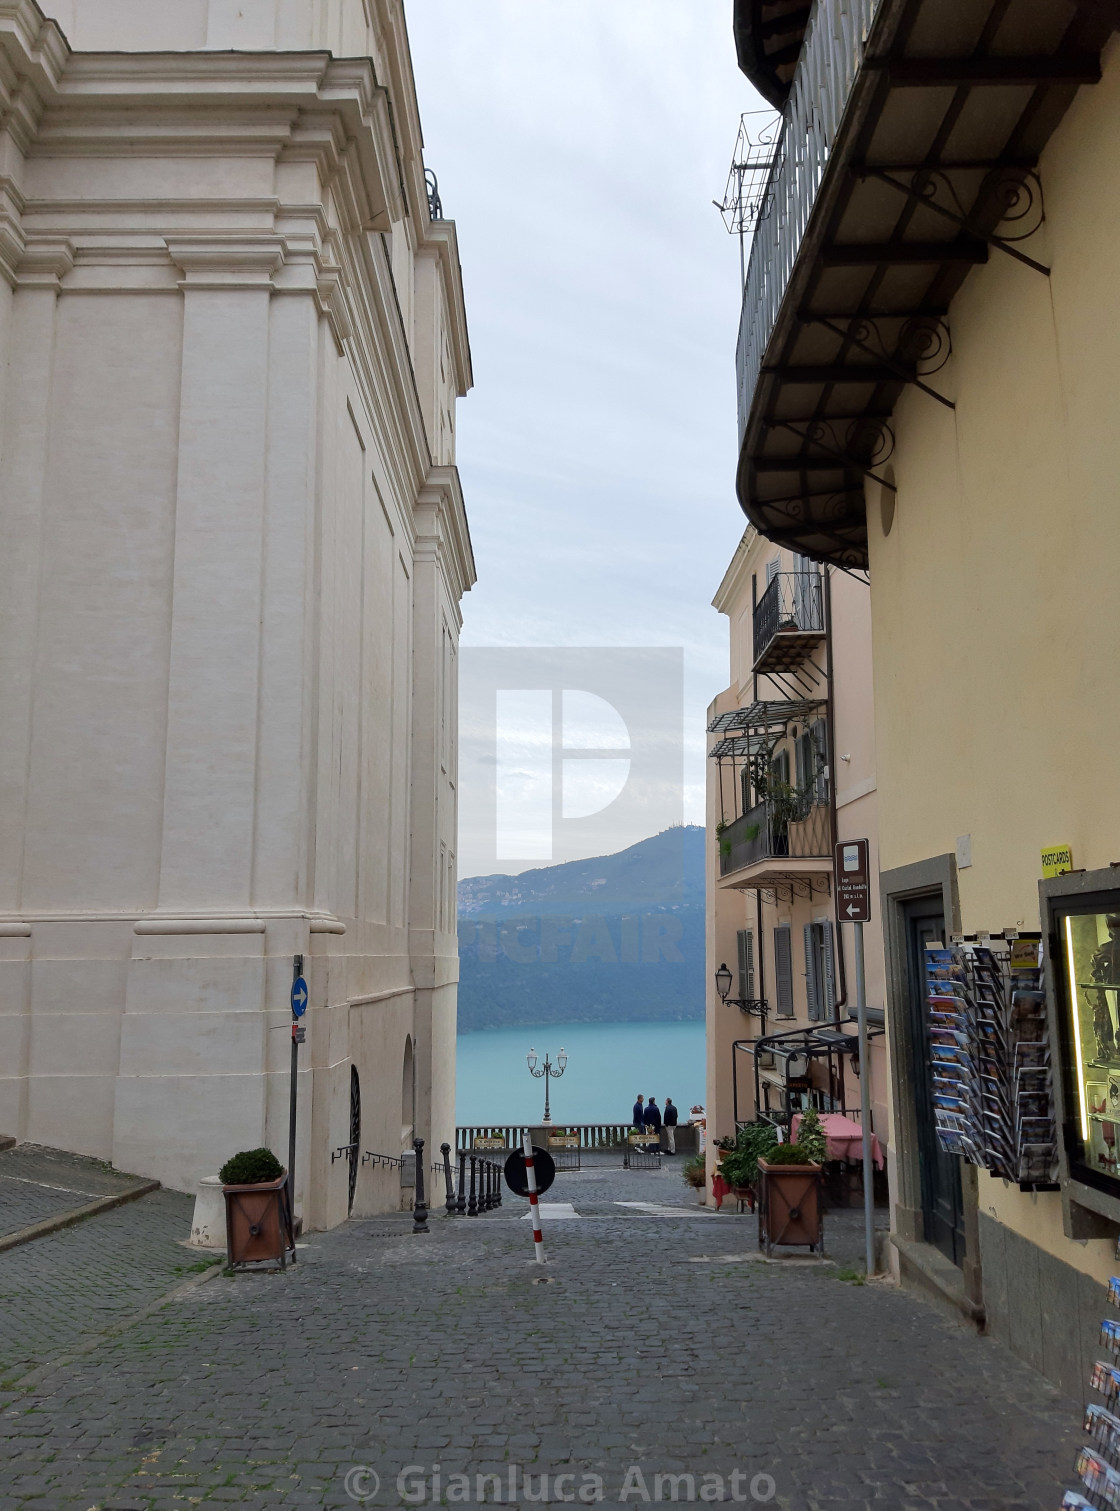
[824,567,847,1026]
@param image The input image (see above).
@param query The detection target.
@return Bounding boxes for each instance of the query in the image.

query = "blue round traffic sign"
[291,976,308,1018]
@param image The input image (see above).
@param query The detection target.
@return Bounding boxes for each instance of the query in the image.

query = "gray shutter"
[804,923,821,1021]
[774,927,794,1017]
[737,928,755,1000]
[821,921,836,1017]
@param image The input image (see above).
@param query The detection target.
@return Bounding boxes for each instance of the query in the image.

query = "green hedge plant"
[762,1141,819,1166]
[718,1121,778,1188]
[219,1147,284,1186]
[796,1108,828,1165]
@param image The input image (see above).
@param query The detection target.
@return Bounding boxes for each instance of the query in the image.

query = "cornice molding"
[415,463,476,607]
[418,220,472,397]
[712,526,758,615]
[167,235,285,289]
[14,232,72,287]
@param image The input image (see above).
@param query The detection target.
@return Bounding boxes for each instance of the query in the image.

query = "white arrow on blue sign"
[291,976,308,1018]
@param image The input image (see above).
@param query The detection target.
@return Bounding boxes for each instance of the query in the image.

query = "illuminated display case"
[1049,879,1120,1209]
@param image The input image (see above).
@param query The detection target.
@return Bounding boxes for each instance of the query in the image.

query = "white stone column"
[0,248,71,911]
[158,240,282,912]
[114,241,282,1191]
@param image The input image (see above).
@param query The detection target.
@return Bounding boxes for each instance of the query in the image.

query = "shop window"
[1055,904,1120,1191]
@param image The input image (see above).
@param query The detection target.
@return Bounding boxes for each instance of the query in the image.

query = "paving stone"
[0,1156,1087,1508]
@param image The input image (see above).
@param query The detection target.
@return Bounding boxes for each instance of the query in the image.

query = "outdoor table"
[790,1112,884,1169]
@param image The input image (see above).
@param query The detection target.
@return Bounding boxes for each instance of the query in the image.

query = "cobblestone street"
[0,1159,1083,1511]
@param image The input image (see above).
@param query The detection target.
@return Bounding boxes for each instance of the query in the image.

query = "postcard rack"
[925,934,1057,1189]
[1063,1261,1120,1509]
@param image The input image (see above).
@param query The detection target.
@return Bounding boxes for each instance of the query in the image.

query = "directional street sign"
[835,839,871,923]
[290,975,308,1018]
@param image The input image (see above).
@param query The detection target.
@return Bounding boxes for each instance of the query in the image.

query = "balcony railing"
[735,0,884,441]
[719,797,831,877]
[753,571,825,672]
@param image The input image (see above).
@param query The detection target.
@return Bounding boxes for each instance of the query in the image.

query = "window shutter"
[774,927,794,1017]
[737,929,755,1001]
[804,923,821,1021]
[821,921,836,1017]
[766,556,780,586]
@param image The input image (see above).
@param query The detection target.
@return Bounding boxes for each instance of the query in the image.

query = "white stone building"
[0,0,474,1231]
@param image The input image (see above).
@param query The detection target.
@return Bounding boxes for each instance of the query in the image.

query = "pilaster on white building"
[0,0,474,1231]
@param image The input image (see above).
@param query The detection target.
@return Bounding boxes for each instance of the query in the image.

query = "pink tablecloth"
[791,1112,884,1169]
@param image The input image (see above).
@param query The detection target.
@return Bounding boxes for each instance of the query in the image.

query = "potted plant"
[682,1153,707,1199]
[220,1147,296,1270]
[756,1141,823,1256]
[718,1122,778,1211]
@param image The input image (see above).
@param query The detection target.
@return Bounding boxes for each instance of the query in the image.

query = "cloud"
[405,2,767,870]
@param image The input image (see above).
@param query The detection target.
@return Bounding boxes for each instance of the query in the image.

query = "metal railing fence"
[753,570,825,658]
[720,798,831,876]
[735,0,884,441]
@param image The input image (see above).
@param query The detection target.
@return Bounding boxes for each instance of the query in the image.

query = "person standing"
[632,1094,645,1129]
[663,1097,678,1155]
[643,1096,662,1151]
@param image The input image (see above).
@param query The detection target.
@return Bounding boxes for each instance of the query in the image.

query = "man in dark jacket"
[663,1097,679,1155]
[643,1096,662,1150]
[632,1095,644,1129]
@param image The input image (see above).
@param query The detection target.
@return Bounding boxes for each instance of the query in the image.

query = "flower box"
[756,1157,823,1256]
[223,1171,296,1269]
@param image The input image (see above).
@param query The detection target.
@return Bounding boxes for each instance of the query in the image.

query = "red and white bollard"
[522,1130,545,1264]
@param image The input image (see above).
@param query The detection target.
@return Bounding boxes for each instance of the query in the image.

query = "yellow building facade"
[731,0,1120,1393]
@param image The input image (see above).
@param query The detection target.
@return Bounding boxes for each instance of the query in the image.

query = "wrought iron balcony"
[729,0,1111,569]
[753,570,825,674]
[735,0,884,450]
[718,796,831,880]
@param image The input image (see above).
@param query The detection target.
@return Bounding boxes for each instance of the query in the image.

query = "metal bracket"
[775,417,897,490]
[332,1142,358,1165]
[801,314,954,409]
[360,1149,404,1169]
[862,164,1048,276]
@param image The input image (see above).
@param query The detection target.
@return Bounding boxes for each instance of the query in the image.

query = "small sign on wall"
[1041,845,1074,878]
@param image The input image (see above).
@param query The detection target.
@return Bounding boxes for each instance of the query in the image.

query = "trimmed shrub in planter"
[221,1148,295,1270]
[219,1147,283,1186]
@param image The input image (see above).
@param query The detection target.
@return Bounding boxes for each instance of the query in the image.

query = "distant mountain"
[456,826,705,1032]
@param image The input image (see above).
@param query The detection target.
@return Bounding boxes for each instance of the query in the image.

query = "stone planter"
[223,1172,296,1269]
[756,1157,823,1256]
[188,1175,227,1250]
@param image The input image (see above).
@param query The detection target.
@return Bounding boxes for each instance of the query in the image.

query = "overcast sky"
[406,3,766,877]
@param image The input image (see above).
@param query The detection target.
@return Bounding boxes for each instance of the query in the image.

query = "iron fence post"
[412,1137,429,1233]
[456,1149,466,1215]
[441,1142,455,1217]
[467,1157,478,1216]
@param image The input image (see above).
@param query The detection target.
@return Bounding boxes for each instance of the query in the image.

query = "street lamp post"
[526,1046,567,1125]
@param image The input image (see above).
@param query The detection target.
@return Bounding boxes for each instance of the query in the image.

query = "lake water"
[455,1020,706,1126]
